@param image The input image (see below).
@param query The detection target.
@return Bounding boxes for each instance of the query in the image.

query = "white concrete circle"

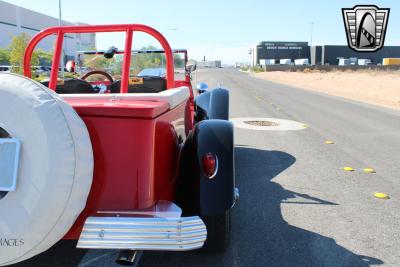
[230,117,306,131]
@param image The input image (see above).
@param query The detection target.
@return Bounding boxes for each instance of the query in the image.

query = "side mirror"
[186,63,197,73]
[65,60,75,73]
[196,82,208,94]
[104,46,117,59]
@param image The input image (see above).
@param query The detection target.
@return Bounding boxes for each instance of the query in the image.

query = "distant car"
[0,65,11,72]
[279,59,292,65]
[32,66,51,76]
[137,67,166,77]
[294,59,310,66]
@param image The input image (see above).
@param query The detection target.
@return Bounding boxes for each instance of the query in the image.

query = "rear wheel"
[201,210,231,252]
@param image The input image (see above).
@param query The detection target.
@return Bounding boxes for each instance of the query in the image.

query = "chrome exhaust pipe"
[232,187,240,208]
[115,250,142,266]
[234,187,240,202]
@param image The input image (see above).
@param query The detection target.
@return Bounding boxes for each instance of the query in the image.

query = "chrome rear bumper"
[77,216,207,251]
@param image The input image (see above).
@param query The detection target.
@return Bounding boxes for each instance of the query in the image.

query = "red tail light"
[202,153,218,179]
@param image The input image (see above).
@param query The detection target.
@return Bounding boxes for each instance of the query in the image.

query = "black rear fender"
[176,119,235,216]
[194,88,229,122]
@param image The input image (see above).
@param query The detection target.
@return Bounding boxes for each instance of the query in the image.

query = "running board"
[77,216,207,251]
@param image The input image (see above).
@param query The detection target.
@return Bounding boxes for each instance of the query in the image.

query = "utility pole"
[248,48,252,71]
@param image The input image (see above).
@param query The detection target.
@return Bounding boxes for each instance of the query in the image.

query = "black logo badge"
[342,5,390,52]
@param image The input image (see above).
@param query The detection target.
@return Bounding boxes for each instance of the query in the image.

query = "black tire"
[201,210,231,252]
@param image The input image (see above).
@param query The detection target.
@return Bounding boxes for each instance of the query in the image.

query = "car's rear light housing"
[202,153,218,179]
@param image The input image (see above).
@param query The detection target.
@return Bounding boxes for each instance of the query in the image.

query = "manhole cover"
[230,117,307,131]
[244,120,279,127]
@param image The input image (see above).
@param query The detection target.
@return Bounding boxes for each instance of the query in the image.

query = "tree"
[9,33,39,73]
[36,49,53,66]
[0,48,10,64]
[85,56,110,70]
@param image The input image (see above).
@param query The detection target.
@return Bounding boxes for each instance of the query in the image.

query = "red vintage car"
[0,24,237,266]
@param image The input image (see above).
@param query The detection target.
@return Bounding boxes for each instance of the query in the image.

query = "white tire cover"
[0,73,93,265]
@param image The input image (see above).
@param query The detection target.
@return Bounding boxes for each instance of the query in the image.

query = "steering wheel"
[80,70,114,83]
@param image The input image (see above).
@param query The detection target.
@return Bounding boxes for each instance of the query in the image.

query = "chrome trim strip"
[77,216,207,251]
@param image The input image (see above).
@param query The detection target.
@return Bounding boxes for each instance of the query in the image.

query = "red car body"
[20,24,235,261]
[24,24,194,240]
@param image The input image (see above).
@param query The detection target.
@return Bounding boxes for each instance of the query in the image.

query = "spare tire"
[0,73,93,266]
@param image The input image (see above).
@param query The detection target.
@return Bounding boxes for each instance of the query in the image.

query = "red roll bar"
[23,24,175,93]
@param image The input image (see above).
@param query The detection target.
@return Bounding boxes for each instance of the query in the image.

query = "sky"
[3,0,400,64]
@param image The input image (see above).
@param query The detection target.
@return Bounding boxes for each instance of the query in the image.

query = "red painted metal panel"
[67,99,169,119]
[20,23,195,241]
[174,81,195,127]
[64,101,189,239]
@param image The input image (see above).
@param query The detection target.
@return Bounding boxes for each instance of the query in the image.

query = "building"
[256,40,400,66]
[0,0,95,63]
[311,45,400,65]
[256,41,310,65]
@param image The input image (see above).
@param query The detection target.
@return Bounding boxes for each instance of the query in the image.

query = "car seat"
[41,78,97,94]
[109,76,167,93]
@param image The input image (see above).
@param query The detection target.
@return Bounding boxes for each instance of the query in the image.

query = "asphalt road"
[15,68,400,267]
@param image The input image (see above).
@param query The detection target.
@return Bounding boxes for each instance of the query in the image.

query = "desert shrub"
[251,66,264,73]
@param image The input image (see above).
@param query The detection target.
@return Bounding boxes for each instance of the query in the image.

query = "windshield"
[76,50,186,81]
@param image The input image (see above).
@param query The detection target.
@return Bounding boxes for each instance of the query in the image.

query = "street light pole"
[248,48,252,71]
[58,0,62,26]
[310,22,314,47]
[252,48,255,68]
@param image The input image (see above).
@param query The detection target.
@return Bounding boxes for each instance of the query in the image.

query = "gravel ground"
[254,70,400,110]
